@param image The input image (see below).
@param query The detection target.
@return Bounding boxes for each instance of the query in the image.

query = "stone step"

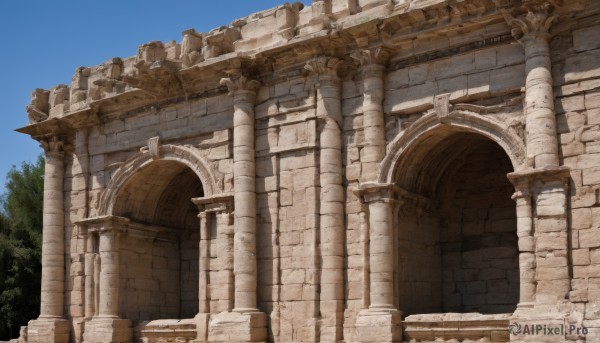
[403,313,511,342]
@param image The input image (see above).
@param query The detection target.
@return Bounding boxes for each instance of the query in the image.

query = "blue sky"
[0,1,309,194]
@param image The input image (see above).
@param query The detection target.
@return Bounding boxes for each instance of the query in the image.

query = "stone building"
[15,0,600,342]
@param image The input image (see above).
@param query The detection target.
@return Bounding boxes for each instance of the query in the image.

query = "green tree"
[0,156,44,340]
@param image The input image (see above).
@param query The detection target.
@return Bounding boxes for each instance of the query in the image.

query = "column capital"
[220,74,260,96]
[350,47,392,70]
[305,55,346,80]
[75,215,130,234]
[354,182,399,204]
[192,193,234,213]
[40,135,66,159]
[498,0,562,43]
[507,166,571,198]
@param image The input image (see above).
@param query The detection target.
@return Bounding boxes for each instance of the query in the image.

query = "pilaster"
[305,55,346,343]
[191,194,234,343]
[354,182,402,343]
[507,166,572,341]
[78,216,132,343]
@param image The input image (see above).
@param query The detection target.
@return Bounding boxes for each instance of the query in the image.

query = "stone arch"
[378,110,527,187]
[99,144,221,216]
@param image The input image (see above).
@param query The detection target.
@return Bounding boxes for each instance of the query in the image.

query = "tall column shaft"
[40,137,65,318]
[98,229,120,318]
[220,75,261,312]
[233,91,258,312]
[512,185,536,309]
[504,3,560,168]
[84,233,97,319]
[306,56,345,342]
[523,35,559,168]
[368,199,395,309]
[362,65,386,165]
[199,212,210,314]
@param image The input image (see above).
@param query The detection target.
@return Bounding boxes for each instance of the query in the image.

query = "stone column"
[220,74,260,312]
[26,136,70,343]
[502,1,574,318]
[97,228,121,318]
[355,183,402,343]
[84,232,98,319]
[206,75,266,343]
[350,47,390,180]
[507,166,571,320]
[508,176,536,311]
[305,56,345,342]
[80,216,132,343]
[40,136,66,319]
[192,209,210,343]
[503,1,560,168]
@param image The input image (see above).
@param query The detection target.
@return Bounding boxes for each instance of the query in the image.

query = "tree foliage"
[0,156,44,340]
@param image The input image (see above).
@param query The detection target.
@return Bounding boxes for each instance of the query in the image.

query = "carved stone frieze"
[304,55,346,80]
[26,88,50,124]
[220,74,261,95]
[89,58,127,101]
[203,26,241,60]
[497,0,562,42]
[181,28,204,68]
[40,135,65,158]
[349,47,392,68]
[121,42,183,98]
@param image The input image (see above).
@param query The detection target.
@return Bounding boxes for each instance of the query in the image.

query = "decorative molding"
[140,136,161,160]
[40,135,65,158]
[433,93,452,124]
[304,55,346,78]
[497,0,561,42]
[220,74,261,95]
[349,47,392,68]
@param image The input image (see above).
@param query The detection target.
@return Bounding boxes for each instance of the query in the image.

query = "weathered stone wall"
[438,141,519,315]
[17,1,600,342]
[397,212,442,316]
[555,21,600,341]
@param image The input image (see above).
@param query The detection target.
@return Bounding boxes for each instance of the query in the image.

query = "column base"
[83,318,132,343]
[509,310,567,342]
[192,313,210,343]
[355,308,402,343]
[26,318,70,343]
[207,311,267,343]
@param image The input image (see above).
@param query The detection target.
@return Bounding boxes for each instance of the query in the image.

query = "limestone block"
[574,25,600,52]
[573,248,591,266]
[490,64,525,96]
[355,309,402,343]
[579,228,600,248]
[384,82,436,114]
[588,108,600,127]
[536,232,567,252]
[536,190,566,217]
[207,312,267,343]
[565,49,600,83]
[27,319,69,343]
[467,70,490,97]
[82,318,132,343]
[556,95,585,114]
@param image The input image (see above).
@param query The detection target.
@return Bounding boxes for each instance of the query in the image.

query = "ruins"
[15,0,600,342]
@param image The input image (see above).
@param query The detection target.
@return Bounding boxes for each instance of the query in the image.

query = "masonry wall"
[397,212,442,316]
[50,6,600,343]
[554,20,600,340]
[438,141,519,315]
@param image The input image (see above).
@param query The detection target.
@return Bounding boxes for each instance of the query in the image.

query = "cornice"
[18,0,589,138]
